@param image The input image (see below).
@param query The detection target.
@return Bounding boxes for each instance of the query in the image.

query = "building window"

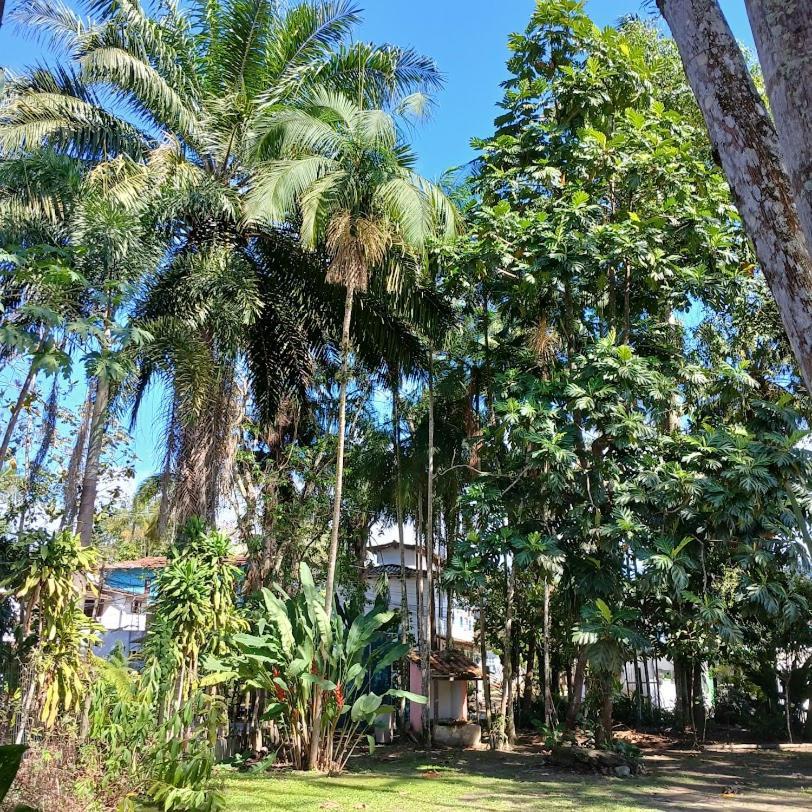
[132,598,145,615]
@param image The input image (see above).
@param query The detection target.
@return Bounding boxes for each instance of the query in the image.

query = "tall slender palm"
[3,0,442,536]
[248,89,459,616]
[247,90,458,767]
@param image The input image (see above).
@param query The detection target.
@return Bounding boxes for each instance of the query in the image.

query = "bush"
[613,692,675,728]
[205,562,425,773]
[3,729,137,812]
[146,696,225,812]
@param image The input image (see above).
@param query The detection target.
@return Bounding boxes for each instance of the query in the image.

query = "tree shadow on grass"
[223,746,812,811]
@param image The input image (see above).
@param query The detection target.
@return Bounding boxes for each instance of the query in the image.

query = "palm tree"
[247,90,458,767]
[248,89,459,617]
[3,0,443,538]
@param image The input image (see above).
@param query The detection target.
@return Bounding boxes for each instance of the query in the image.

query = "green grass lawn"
[220,746,812,811]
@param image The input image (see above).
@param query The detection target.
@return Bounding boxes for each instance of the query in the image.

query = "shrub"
[205,562,424,772]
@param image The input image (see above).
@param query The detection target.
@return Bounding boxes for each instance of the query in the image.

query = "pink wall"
[409,662,423,732]
[409,663,469,732]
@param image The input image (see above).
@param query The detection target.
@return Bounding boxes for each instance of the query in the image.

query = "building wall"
[620,658,677,710]
[95,594,147,658]
[364,576,477,646]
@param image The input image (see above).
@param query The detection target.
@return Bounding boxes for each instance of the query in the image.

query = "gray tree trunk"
[565,648,587,730]
[76,298,115,547]
[479,588,494,747]
[75,372,110,547]
[392,374,410,732]
[658,0,812,393]
[61,392,93,530]
[0,356,38,474]
[309,282,354,771]
[323,282,354,619]
[543,578,555,728]
[744,0,812,261]
[497,551,515,749]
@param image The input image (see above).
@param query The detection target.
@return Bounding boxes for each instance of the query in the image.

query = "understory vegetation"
[0,0,811,810]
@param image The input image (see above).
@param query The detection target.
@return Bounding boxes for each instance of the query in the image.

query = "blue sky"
[0,0,756,480]
[0,0,755,181]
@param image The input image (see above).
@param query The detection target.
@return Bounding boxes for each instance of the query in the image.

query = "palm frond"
[309,42,443,109]
[264,0,362,103]
[248,155,338,229]
[79,46,199,141]
[11,0,91,54]
[0,67,151,159]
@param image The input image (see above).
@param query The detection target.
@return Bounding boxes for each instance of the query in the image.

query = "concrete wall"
[95,594,146,658]
[407,661,469,732]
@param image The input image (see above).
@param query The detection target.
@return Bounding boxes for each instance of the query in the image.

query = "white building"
[363,527,503,682]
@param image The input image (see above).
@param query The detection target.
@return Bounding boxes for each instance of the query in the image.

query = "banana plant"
[204,562,424,772]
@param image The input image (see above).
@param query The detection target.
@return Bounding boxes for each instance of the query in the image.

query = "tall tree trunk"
[419,499,432,746]
[565,649,587,731]
[392,373,409,732]
[522,626,535,722]
[479,587,494,748]
[310,283,354,771]
[323,282,354,616]
[658,0,812,393]
[692,661,707,739]
[642,655,652,716]
[61,392,93,530]
[75,372,110,547]
[744,0,812,259]
[445,505,456,647]
[497,552,515,749]
[633,653,644,728]
[426,349,436,651]
[0,356,38,474]
[416,484,424,645]
[595,671,615,747]
[19,374,61,533]
[673,656,686,732]
[543,578,555,728]
[76,298,114,547]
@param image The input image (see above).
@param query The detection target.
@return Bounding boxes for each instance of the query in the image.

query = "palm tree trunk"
[392,373,409,732]
[422,350,436,748]
[595,671,614,747]
[498,551,515,749]
[0,356,38,474]
[76,298,114,547]
[657,0,812,393]
[543,578,554,728]
[565,648,587,731]
[744,0,812,260]
[522,627,535,721]
[323,282,354,618]
[479,587,494,747]
[75,372,111,547]
[61,392,93,530]
[310,283,354,771]
[419,489,432,745]
[445,506,456,648]
[784,675,793,744]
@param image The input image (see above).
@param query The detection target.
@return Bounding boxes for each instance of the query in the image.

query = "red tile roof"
[408,648,482,679]
[107,554,247,570]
